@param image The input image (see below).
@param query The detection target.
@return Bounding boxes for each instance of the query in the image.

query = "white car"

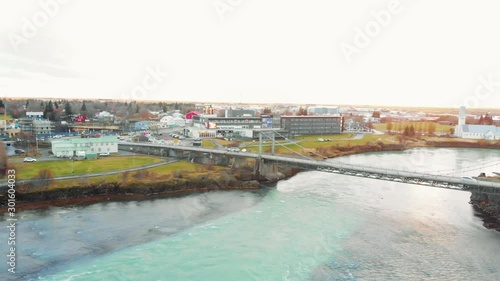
[23,157,37,162]
[99,152,110,157]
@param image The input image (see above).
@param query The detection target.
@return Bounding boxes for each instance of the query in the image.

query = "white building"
[96,111,114,119]
[160,115,174,124]
[455,106,500,140]
[173,116,185,127]
[51,136,119,158]
[26,112,44,119]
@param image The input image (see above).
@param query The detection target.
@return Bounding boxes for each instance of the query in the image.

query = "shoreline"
[2,139,500,228]
[8,185,263,213]
[0,166,297,214]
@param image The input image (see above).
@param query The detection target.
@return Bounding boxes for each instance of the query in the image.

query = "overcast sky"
[1,0,500,108]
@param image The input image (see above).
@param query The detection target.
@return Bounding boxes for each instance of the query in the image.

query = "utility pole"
[258,132,262,158]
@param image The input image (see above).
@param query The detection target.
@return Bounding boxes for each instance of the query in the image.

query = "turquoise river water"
[1,148,500,280]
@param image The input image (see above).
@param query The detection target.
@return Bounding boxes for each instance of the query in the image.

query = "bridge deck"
[119,142,500,190]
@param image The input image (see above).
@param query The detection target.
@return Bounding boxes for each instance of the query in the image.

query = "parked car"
[23,157,37,162]
[99,152,110,157]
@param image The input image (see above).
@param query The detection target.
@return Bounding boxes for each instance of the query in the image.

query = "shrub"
[133,170,150,180]
[122,171,130,182]
[32,168,54,188]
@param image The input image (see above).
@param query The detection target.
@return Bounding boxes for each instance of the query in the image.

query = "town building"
[26,112,44,119]
[280,115,344,136]
[455,106,500,140]
[225,108,256,117]
[307,106,340,116]
[18,118,55,136]
[188,115,263,139]
[96,111,114,119]
[184,111,201,125]
[32,119,55,135]
[51,136,118,158]
[134,121,156,130]
[192,115,262,130]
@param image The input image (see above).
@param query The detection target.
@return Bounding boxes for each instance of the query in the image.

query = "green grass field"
[201,139,217,149]
[12,156,162,180]
[44,161,225,189]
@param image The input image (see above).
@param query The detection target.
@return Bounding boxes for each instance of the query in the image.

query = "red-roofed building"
[185,111,201,120]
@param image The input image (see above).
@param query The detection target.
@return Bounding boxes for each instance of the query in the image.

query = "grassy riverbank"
[7,156,161,179]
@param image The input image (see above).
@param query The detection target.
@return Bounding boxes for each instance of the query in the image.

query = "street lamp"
[130,147,135,166]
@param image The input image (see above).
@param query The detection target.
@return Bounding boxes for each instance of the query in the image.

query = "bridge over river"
[119,141,500,193]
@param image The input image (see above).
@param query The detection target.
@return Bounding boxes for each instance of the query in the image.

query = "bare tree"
[386,121,393,133]
[0,140,7,177]
[427,122,436,135]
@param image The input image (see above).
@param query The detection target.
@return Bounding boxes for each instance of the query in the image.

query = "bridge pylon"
[256,131,276,177]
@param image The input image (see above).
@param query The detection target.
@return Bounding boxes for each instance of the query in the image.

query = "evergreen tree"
[54,101,59,109]
[81,102,87,113]
[0,100,4,109]
[46,101,54,111]
[64,102,73,116]
[44,101,54,120]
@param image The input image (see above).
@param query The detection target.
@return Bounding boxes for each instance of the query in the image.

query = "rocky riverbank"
[469,187,500,231]
[0,165,301,213]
